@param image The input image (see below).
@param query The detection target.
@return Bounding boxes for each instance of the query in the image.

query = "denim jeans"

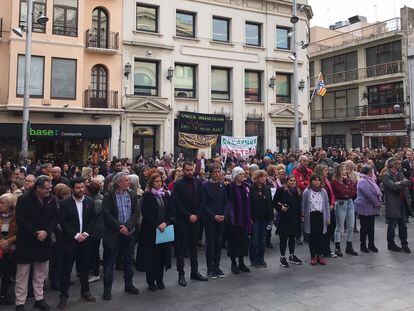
[103,234,134,290]
[334,199,355,243]
[249,220,268,265]
[387,204,408,246]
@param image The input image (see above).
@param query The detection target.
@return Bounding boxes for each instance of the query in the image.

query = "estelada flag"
[317,74,327,96]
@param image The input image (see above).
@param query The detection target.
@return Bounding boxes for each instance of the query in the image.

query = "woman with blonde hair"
[0,193,17,304]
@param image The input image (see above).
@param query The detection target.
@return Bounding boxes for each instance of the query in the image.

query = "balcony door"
[92,7,108,48]
[91,64,108,108]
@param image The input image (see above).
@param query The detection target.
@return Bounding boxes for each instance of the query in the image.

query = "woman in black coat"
[274,175,302,268]
[137,173,173,291]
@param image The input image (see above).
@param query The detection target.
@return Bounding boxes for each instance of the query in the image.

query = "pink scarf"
[151,188,165,197]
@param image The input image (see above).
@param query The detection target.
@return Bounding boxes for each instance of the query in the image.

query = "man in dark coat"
[57,178,96,309]
[173,161,208,287]
[383,158,412,253]
[103,159,123,191]
[51,167,70,191]
[102,172,140,300]
[14,175,58,311]
[202,164,228,279]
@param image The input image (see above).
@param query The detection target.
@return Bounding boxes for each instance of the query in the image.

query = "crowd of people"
[0,146,413,311]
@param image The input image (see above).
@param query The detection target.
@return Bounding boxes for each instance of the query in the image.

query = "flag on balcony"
[316,73,326,96]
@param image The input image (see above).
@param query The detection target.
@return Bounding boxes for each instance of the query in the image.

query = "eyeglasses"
[40,186,52,191]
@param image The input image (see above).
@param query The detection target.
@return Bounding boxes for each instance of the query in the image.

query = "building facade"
[0,0,123,164]
[309,12,412,150]
[122,0,312,160]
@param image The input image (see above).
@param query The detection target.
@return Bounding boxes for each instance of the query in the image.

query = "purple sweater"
[354,175,382,216]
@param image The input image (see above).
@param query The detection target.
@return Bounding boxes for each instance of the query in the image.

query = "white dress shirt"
[73,195,85,239]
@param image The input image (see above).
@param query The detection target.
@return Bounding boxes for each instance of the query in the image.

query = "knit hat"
[231,167,245,182]
[249,164,259,172]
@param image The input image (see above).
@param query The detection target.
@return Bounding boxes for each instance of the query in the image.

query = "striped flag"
[316,74,327,96]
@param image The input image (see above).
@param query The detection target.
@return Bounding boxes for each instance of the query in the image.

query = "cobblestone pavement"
[6,211,414,311]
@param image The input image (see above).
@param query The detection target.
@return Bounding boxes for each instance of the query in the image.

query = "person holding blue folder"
[138,173,173,291]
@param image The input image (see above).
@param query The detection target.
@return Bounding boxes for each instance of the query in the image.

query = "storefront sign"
[178,132,218,149]
[362,120,405,132]
[178,112,225,134]
[0,124,112,139]
[221,136,258,157]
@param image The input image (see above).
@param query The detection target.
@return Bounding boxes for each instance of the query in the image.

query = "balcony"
[0,18,2,39]
[310,61,404,87]
[84,89,118,109]
[85,29,119,53]
[52,23,78,37]
[309,18,402,56]
[311,102,406,122]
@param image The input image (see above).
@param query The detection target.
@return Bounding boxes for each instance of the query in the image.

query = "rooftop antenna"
[374,4,378,22]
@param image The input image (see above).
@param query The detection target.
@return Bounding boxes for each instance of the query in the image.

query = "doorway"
[90,64,108,108]
[276,128,291,153]
[92,7,108,48]
[133,125,156,160]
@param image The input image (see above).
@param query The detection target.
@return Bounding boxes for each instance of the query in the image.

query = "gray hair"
[112,172,129,189]
[128,174,140,193]
[34,175,51,189]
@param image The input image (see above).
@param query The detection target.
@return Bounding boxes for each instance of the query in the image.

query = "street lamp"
[291,0,299,151]
[15,2,49,161]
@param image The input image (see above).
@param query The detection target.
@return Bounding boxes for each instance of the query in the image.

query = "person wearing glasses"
[14,175,58,311]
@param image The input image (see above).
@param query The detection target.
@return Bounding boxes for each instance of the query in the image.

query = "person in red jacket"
[292,155,313,192]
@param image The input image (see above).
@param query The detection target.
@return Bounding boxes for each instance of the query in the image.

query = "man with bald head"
[51,166,70,190]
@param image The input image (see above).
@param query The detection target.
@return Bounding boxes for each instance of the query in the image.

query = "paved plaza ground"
[8,210,414,311]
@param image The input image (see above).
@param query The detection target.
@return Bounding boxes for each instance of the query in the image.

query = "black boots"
[238,257,250,273]
[360,243,369,253]
[345,242,358,256]
[335,242,343,257]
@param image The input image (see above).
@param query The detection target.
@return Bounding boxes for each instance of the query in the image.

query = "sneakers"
[288,254,302,265]
[317,256,326,265]
[207,270,218,279]
[328,252,338,258]
[88,274,100,283]
[280,257,289,268]
[310,257,318,265]
[216,268,226,278]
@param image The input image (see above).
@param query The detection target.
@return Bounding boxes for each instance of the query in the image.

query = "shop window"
[174,64,196,98]
[20,0,47,33]
[211,67,230,100]
[276,73,291,103]
[212,16,230,42]
[176,11,195,38]
[53,0,78,37]
[17,55,44,97]
[136,3,158,32]
[245,70,261,102]
[134,60,158,96]
[245,121,264,156]
[51,57,77,99]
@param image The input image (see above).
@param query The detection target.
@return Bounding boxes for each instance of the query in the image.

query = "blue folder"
[156,225,175,244]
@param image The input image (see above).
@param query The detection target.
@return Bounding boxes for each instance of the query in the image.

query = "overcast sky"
[308,0,414,27]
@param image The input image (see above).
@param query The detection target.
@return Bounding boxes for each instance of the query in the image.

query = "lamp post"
[21,0,34,162]
[291,0,300,151]
[15,1,48,161]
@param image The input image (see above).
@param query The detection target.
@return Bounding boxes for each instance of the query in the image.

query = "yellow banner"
[178,132,218,149]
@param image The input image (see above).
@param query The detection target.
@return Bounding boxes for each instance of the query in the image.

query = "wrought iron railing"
[0,18,3,38]
[85,29,119,50]
[84,89,118,109]
[309,18,402,55]
[311,102,406,121]
[310,61,404,87]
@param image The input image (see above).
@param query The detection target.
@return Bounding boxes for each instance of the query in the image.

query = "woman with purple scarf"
[354,166,382,253]
[227,167,252,274]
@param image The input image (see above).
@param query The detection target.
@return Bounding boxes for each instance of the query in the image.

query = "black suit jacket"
[59,196,95,252]
[402,159,413,179]
[173,177,202,225]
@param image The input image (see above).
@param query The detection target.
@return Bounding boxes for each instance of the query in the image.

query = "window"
[366,41,402,67]
[20,0,46,33]
[245,121,264,155]
[321,52,358,83]
[245,22,261,46]
[134,60,158,96]
[53,0,78,36]
[175,64,196,98]
[17,55,44,97]
[176,11,195,38]
[212,16,230,42]
[136,3,158,32]
[245,71,261,102]
[276,73,290,103]
[211,67,230,100]
[368,82,403,107]
[276,27,290,49]
[51,58,76,99]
